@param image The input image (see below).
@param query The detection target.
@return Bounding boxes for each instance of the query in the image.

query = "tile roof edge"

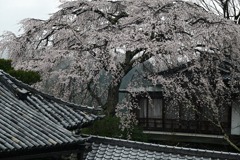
[0,70,102,114]
[85,134,240,159]
[0,138,86,156]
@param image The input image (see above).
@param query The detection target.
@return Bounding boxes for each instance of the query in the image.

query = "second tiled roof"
[84,136,240,160]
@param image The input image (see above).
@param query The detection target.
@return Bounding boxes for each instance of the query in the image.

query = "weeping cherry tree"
[1,0,240,149]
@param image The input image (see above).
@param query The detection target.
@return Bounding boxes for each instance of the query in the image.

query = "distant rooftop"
[84,135,240,160]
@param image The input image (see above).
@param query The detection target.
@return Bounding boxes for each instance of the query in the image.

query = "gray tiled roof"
[0,70,99,154]
[0,70,101,130]
[84,136,240,160]
[0,102,84,153]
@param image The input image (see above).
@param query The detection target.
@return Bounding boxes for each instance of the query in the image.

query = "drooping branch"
[87,78,103,106]
[196,0,240,24]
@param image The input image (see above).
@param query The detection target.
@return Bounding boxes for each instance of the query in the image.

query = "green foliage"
[0,59,13,72]
[130,126,149,142]
[82,116,122,138]
[8,70,41,85]
[82,116,148,142]
[0,59,41,85]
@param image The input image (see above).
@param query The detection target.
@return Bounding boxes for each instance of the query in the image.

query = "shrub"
[0,58,41,85]
[8,70,41,85]
[82,116,148,142]
[82,116,122,138]
[0,59,13,72]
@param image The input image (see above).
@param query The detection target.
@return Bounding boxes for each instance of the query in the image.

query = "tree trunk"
[103,84,121,116]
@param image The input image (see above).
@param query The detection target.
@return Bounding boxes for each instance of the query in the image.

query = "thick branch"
[87,79,103,106]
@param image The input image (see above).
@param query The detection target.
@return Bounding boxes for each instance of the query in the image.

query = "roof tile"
[84,135,240,160]
[0,70,97,154]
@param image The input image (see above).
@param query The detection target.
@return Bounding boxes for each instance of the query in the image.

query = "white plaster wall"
[231,101,240,135]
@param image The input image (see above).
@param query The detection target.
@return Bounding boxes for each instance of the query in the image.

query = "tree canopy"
[1,0,240,149]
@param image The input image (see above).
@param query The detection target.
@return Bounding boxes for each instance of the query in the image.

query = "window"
[139,98,163,119]
[137,93,163,129]
[136,92,231,134]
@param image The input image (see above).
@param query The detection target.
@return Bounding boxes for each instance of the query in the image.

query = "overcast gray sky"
[0,0,61,35]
